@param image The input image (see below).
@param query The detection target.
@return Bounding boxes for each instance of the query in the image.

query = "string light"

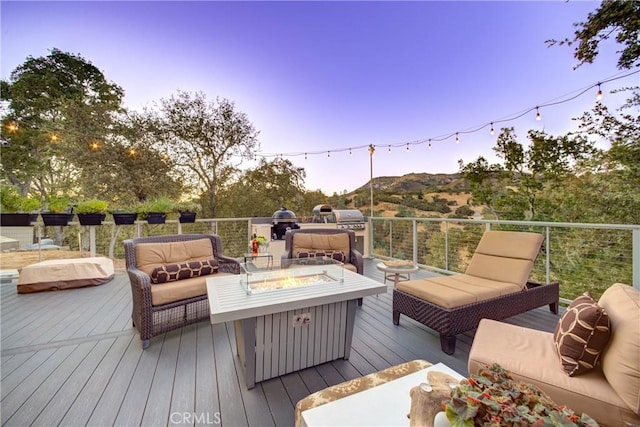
[388,145,391,153]
[535,107,541,121]
[89,141,99,151]
[6,122,18,132]
[349,148,352,155]
[128,147,137,157]
[596,83,603,100]
[455,133,460,144]
[368,144,375,156]
[428,139,432,150]
[490,123,495,135]
[304,152,307,160]
[406,143,409,151]
[327,151,330,158]
[50,134,59,143]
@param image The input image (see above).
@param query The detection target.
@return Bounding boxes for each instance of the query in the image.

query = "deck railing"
[369,217,640,300]
[5,216,638,301]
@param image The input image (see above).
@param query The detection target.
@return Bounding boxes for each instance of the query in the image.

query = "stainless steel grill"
[333,209,365,230]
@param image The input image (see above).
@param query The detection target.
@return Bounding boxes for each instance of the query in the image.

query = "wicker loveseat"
[124,234,240,349]
[281,228,365,304]
[393,230,559,354]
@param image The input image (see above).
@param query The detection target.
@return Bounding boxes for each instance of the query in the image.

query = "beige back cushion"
[135,238,215,276]
[598,283,640,415]
[465,231,543,289]
[292,233,350,258]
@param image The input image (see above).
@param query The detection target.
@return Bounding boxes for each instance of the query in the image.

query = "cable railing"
[3,216,637,302]
[369,217,640,301]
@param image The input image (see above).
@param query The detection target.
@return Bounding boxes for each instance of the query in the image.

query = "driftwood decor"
[408,371,459,427]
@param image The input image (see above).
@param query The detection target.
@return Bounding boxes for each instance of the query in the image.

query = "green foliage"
[175,200,199,213]
[0,185,23,213]
[138,196,175,214]
[446,364,598,426]
[75,199,109,214]
[452,205,475,218]
[546,1,640,70]
[46,195,70,213]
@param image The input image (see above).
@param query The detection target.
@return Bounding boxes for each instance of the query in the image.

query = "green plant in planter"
[76,199,109,225]
[45,195,71,213]
[20,197,41,213]
[0,185,23,213]
[175,201,199,213]
[138,196,175,224]
[444,363,598,426]
[75,199,109,214]
[0,185,41,225]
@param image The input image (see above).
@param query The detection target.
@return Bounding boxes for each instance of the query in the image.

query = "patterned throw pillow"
[296,249,346,263]
[150,259,219,284]
[553,291,611,376]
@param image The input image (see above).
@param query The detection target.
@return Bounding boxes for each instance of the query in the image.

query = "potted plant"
[444,363,598,426]
[176,201,199,223]
[41,194,72,226]
[75,199,109,226]
[0,185,41,226]
[139,196,175,224]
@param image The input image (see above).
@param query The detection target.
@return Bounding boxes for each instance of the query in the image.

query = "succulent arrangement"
[444,364,598,427]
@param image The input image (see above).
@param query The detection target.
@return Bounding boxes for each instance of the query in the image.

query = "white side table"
[376,262,419,287]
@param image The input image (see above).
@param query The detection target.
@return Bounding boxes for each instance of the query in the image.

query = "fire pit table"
[206,258,386,388]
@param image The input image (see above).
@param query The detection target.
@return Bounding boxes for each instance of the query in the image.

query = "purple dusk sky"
[1,1,636,195]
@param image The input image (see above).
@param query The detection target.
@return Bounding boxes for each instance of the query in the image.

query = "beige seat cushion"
[598,283,640,416]
[151,272,235,305]
[469,318,640,426]
[396,275,521,309]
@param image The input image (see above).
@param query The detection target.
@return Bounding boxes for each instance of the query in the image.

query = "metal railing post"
[545,226,551,284]
[389,221,393,258]
[412,219,418,265]
[633,228,640,289]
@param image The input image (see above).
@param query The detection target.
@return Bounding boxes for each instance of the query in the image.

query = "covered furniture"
[281,228,364,304]
[124,234,240,349]
[393,230,559,354]
[468,283,640,426]
[17,257,114,293]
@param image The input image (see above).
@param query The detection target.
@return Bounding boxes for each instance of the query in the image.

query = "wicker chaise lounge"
[392,230,559,354]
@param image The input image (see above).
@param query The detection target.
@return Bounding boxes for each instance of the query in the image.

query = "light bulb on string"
[428,139,432,150]
[304,153,307,160]
[388,145,391,153]
[89,141,99,151]
[349,148,352,156]
[596,83,603,100]
[490,123,495,135]
[406,143,410,152]
[50,134,59,143]
[327,151,330,158]
[455,133,460,144]
[535,107,541,121]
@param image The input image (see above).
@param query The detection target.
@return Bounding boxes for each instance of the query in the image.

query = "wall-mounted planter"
[77,213,106,226]
[41,213,71,226]
[145,212,167,224]
[179,212,197,223]
[112,212,137,225]
[0,213,33,226]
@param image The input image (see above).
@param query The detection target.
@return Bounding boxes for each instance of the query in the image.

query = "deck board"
[0,258,562,426]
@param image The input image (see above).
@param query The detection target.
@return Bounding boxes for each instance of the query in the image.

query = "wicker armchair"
[124,234,240,349]
[281,228,365,305]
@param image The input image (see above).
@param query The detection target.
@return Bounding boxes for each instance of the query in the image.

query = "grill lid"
[333,209,364,223]
[272,207,297,223]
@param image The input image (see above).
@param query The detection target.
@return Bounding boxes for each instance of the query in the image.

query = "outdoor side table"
[376,262,419,287]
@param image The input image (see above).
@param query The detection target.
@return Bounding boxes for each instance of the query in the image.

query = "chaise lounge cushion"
[553,291,610,376]
[397,275,521,309]
[598,283,640,416]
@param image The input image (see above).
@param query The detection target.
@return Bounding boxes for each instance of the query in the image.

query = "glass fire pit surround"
[240,257,345,294]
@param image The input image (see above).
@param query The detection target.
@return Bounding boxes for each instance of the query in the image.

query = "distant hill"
[353,172,469,195]
[346,172,478,218]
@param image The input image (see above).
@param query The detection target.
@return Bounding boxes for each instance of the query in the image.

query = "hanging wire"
[255,69,639,160]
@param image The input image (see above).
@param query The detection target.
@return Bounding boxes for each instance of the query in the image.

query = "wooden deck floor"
[0,259,561,427]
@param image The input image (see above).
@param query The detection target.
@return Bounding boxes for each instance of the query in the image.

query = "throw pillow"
[151,258,219,284]
[296,249,346,263]
[553,291,611,376]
